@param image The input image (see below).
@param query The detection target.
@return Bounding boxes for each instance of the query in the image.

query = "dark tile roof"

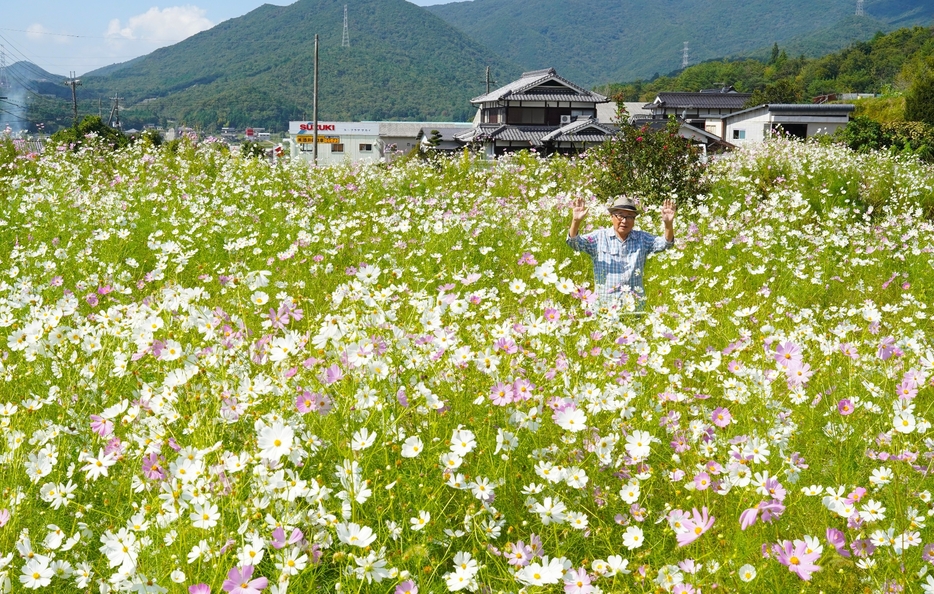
[650,92,751,110]
[472,68,607,105]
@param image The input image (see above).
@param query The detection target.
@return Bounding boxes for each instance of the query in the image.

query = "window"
[732,129,746,140]
[332,144,344,153]
[359,143,372,152]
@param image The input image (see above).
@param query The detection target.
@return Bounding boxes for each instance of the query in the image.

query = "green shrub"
[49,115,128,151]
[590,107,708,206]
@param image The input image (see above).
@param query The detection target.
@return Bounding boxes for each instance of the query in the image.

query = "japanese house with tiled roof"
[456,68,616,156]
[644,87,752,138]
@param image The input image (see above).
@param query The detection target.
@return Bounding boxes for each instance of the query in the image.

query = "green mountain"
[29,0,520,132]
[427,0,934,86]
[600,26,934,104]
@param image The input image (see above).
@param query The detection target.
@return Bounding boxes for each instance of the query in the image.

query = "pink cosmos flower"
[839,343,858,359]
[676,507,714,547]
[895,379,917,400]
[563,567,594,593]
[0,509,10,528]
[837,399,854,415]
[322,364,343,384]
[785,360,814,386]
[90,414,114,437]
[395,580,418,594]
[189,585,211,594]
[692,472,711,491]
[490,382,515,406]
[773,341,802,367]
[774,539,821,581]
[711,407,731,428]
[825,528,851,558]
[222,565,268,594]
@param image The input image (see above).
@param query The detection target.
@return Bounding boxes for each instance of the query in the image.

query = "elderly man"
[566,195,676,309]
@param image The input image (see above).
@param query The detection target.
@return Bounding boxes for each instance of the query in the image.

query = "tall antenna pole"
[483,66,496,94]
[856,0,864,16]
[342,5,350,48]
[682,42,689,69]
[313,34,319,166]
[64,72,82,125]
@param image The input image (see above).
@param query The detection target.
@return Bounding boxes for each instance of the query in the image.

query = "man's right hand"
[571,197,589,222]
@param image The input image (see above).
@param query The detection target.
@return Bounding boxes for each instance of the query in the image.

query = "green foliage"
[48,116,128,151]
[744,78,805,107]
[601,26,934,109]
[240,140,267,159]
[852,96,906,123]
[834,115,934,162]
[836,115,886,152]
[135,128,164,147]
[904,68,934,125]
[590,115,708,206]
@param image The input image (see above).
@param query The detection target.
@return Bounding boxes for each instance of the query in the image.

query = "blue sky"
[1,0,462,77]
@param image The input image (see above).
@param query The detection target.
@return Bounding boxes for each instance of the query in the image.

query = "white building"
[287,121,380,165]
[722,103,855,144]
[286,121,474,165]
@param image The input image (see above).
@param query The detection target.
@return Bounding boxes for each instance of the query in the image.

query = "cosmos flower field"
[1,135,933,594]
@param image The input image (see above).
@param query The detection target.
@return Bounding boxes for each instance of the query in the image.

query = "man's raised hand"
[571,197,589,222]
[661,199,677,225]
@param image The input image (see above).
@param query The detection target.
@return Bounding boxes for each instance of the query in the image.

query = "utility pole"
[342,5,350,48]
[482,66,496,94]
[64,72,82,124]
[108,93,123,130]
[313,34,319,166]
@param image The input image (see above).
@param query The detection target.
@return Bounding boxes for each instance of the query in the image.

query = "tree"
[49,116,128,151]
[904,69,934,126]
[769,43,780,65]
[745,78,804,107]
[590,102,708,206]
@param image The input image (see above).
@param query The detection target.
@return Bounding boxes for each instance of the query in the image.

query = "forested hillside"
[24,0,520,132]
[429,0,934,86]
[600,26,934,104]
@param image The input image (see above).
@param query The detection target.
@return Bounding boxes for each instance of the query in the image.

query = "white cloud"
[26,23,51,40]
[26,23,72,45]
[105,5,213,42]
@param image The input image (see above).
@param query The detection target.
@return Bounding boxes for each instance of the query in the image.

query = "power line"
[0,27,186,43]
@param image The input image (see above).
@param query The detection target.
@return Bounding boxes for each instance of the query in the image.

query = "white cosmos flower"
[516,555,567,586]
[738,564,757,582]
[336,522,377,548]
[622,525,645,550]
[190,502,220,529]
[351,427,377,451]
[625,430,653,460]
[401,435,424,458]
[251,291,269,306]
[257,421,295,461]
[410,510,430,531]
[554,407,587,432]
[508,278,527,294]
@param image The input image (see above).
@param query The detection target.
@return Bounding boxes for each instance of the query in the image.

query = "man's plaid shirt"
[566,228,673,302]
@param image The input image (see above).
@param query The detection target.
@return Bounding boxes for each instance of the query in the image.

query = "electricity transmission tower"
[342,5,350,48]
[856,0,864,16]
[682,42,689,69]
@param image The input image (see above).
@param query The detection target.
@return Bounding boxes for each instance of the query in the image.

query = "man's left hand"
[662,199,677,225]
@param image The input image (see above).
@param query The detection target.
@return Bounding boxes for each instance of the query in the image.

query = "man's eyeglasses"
[611,213,637,222]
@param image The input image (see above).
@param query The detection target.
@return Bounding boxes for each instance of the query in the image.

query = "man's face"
[610,210,637,240]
